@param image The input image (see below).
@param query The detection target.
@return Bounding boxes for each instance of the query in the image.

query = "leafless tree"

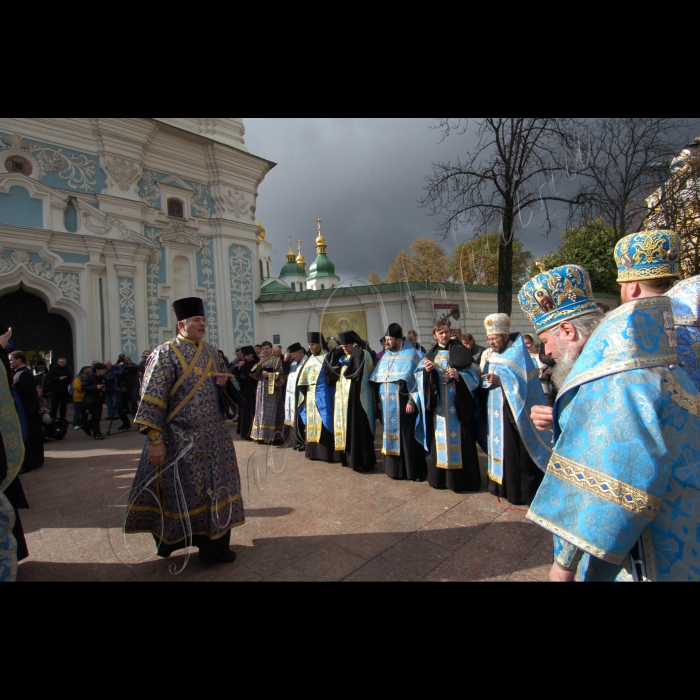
[570,118,695,239]
[421,118,580,315]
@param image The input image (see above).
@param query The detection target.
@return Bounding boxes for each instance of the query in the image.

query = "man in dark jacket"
[48,358,73,421]
[81,363,108,440]
[9,351,44,473]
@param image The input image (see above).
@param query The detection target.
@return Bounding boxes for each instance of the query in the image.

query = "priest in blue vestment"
[371,324,427,482]
[298,333,336,462]
[521,239,700,581]
[481,313,551,506]
[667,274,700,391]
[124,297,245,565]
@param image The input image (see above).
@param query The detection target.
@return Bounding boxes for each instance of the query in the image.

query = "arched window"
[167,198,184,219]
[6,156,32,176]
[259,260,264,281]
[291,282,296,291]
[321,284,325,290]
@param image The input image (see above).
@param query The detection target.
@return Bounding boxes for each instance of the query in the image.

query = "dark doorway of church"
[0,288,74,370]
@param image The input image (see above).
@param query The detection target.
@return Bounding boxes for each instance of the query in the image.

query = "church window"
[6,156,32,176]
[266,261,271,278]
[259,260,264,281]
[167,198,185,219]
[321,284,325,290]
[291,283,296,291]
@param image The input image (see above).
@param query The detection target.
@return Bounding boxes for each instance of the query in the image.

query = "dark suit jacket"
[48,364,73,395]
[12,366,39,415]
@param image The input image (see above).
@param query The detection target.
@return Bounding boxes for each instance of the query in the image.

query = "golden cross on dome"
[317,217,322,233]
[536,260,546,274]
[297,238,302,253]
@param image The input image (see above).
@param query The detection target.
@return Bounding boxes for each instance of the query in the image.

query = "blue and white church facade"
[0,118,275,368]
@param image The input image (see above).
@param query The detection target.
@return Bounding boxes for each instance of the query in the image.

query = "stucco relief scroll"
[105,157,140,192]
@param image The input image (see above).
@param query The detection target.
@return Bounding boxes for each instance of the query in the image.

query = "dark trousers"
[82,401,104,435]
[51,390,69,421]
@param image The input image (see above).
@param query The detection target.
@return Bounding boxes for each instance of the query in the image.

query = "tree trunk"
[497,213,514,315]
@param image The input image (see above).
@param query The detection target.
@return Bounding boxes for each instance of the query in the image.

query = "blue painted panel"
[0,131,105,194]
[56,252,90,264]
[0,186,43,228]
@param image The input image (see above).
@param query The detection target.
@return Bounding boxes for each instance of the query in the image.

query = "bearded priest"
[521,243,700,582]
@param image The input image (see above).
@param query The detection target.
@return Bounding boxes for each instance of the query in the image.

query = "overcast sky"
[244,118,699,283]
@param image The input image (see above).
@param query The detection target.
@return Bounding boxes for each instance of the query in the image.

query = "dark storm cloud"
[245,118,477,281]
[244,118,700,282]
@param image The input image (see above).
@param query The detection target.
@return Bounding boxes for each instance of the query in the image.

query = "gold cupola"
[296,239,307,271]
[315,217,327,254]
[286,238,296,263]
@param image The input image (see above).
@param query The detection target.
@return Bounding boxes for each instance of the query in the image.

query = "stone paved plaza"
[16,419,552,582]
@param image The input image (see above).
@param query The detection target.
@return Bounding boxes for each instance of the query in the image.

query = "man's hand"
[148,443,166,466]
[406,404,416,415]
[262,371,269,379]
[531,405,554,432]
[215,373,228,388]
[284,352,292,362]
[446,368,459,381]
[482,373,499,386]
[60,376,67,381]
[424,360,435,373]
[0,327,12,349]
[550,563,576,583]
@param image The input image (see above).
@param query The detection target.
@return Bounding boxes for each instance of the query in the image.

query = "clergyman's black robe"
[236,359,258,440]
[487,396,544,505]
[327,346,377,472]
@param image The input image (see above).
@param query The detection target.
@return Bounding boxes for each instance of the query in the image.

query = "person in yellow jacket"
[71,367,91,431]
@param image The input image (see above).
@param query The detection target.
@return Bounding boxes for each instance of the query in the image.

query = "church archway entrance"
[0,288,74,370]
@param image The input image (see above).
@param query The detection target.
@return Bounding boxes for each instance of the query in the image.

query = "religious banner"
[320,310,367,343]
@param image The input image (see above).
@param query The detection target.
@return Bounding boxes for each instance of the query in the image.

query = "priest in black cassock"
[326,331,377,473]
[415,322,482,492]
[283,342,308,450]
[236,346,259,441]
[371,324,427,482]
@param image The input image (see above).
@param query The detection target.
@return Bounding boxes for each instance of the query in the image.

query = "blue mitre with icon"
[518,264,600,334]
[614,229,681,282]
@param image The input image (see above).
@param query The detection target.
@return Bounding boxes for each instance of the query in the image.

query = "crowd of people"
[2,228,699,582]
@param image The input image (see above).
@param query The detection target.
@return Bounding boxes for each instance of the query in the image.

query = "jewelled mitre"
[483,313,511,335]
[667,275,700,327]
[615,230,681,283]
[518,264,599,334]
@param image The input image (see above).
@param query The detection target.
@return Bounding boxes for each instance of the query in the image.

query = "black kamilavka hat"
[241,346,255,355]
[384,323,403,339]
[173,297,205,322]
[308,332,326,345]
[287,342,304,353]
[449,345,473,369]
[338,331,355,345]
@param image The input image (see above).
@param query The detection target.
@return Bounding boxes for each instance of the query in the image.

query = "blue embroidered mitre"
[518,264,600,334]
[614,230,681,283]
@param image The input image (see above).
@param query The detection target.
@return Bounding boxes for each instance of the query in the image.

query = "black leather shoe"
[199,549,237,564]
[93,434,105,441]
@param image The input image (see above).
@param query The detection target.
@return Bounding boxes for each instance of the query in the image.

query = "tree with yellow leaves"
[386,238,450,283]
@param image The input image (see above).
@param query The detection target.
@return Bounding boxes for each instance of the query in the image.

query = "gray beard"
[550,346,579,392]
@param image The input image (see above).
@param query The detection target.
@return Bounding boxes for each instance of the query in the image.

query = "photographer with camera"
[115,355,140,416]
[105,359,131,432]
[81,363,108,441]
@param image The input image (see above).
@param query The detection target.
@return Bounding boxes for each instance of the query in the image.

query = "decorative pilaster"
[116,264,137,357]
[229,245,255,349]
[197,237,218,347]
